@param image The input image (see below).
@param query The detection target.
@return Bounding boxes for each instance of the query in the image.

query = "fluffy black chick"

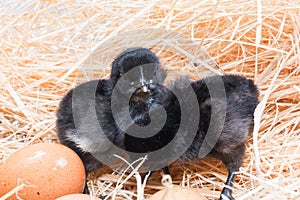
[56,78,122,169]
[124,74,259,200]
[56,47,166,193]
[109,49,180,170]
[180,75,258,200]
[109,47,168,150]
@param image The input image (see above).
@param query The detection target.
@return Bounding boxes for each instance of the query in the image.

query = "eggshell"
[148,186,207,200]
[0,143,86,200]
[55,194,99,200]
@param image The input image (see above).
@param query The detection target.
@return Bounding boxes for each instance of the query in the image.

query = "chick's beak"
[142,85,148,93]
[141,82,156,93]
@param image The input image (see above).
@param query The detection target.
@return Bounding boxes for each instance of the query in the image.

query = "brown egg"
[148,186,207,200]
[55,194,99,200]
[0,143,86,200]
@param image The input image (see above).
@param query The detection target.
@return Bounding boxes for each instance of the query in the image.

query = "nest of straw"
[1,0,299,199]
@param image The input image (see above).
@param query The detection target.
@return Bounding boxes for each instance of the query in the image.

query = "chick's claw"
[83,183,89,194]
[219,188,235,200]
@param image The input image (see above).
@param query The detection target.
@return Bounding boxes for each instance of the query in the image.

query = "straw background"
[0,0,300,199]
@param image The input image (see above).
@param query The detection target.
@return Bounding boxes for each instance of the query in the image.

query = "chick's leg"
[83,165,90,194]
[162,166,170,175]
[219,144,245,200]
[83,182,90,194]
[219,171,236,200]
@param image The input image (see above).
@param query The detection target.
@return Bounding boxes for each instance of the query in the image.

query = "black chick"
[56,77,121,195]
[109,48,180,172]
[56,47,166,192]
[179,75,258,200]
[124,74,259,200]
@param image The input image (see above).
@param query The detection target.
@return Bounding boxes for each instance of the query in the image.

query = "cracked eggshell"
[0,143,86,200]
[148,186,207,200]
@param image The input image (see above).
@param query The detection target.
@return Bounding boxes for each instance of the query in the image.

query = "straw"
[0,0,299,199]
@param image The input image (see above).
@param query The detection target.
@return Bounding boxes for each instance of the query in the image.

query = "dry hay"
[0,0,300,199]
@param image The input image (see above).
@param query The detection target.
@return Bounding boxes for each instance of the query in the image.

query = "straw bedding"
[0,0,299,199]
